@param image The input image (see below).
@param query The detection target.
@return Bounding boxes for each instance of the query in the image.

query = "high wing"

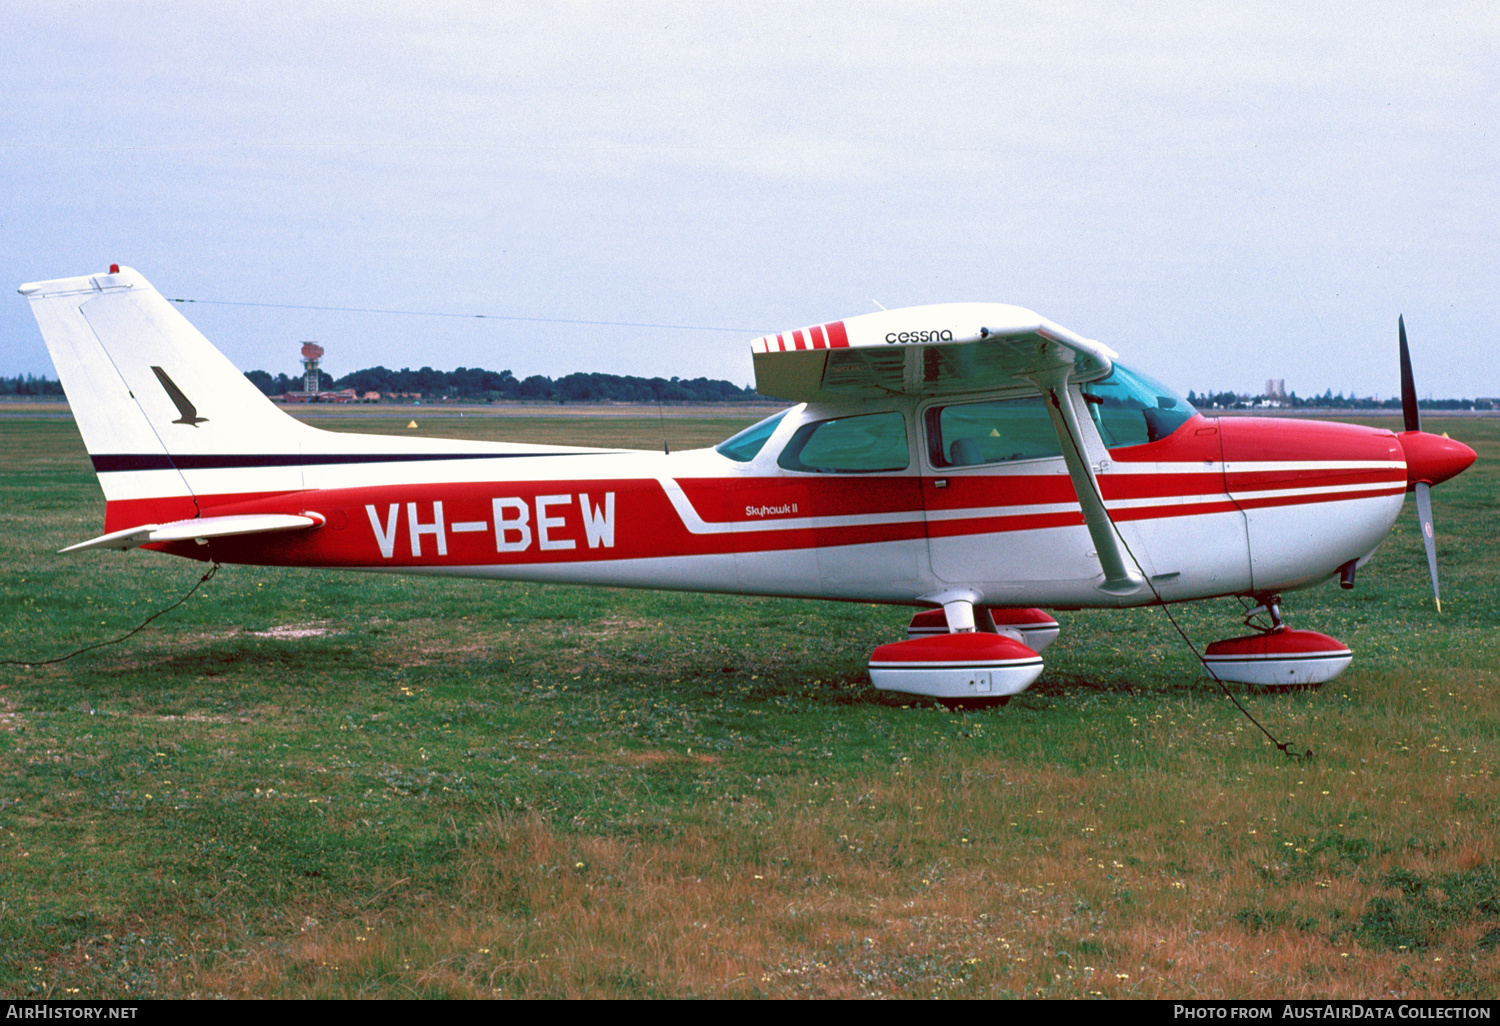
[751,303,1117,403]
[754,302,1142,593]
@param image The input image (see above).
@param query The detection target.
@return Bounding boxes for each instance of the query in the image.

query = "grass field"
[1,407,1496,999]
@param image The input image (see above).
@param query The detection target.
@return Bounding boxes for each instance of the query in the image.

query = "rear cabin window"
[925,395,1062,467]
[1081,365,1196,450]
[716,410,788,462]
[777,411,909,473]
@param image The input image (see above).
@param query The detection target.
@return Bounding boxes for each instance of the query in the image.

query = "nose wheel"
[1202,595,1352,692]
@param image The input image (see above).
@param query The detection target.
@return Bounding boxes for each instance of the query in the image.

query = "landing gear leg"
[942,597,977,633]
[1245,595,1284,631]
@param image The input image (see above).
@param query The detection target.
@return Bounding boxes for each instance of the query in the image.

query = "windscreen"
[1081,365,1196,449]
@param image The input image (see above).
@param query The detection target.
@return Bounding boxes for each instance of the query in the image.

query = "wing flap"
[61,513,325,553]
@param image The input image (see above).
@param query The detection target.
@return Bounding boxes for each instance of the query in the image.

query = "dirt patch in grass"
[250,623,339,640]
[586,619,660,635]
[615,750,721,767]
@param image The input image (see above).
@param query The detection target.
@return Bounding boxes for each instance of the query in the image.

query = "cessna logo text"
[885,329,954,344]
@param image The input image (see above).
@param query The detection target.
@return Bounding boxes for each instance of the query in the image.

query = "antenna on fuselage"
[652,380,669,455]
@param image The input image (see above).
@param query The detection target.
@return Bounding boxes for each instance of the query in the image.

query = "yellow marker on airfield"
[407,421,418,429]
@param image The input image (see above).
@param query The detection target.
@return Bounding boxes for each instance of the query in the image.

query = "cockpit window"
[777,411,909,473]
[1081,365,1196,449]
[925,395,1062,468]
[715,410,788,462]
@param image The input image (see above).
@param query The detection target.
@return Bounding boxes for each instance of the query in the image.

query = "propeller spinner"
[1394,316,1477,612]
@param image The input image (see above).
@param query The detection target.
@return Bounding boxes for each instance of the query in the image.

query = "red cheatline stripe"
[1225,469,1404,491]
[926,510,1086,538]
[1230,487,1406,512]
[825,321,849,348]
[810,324,827,349]
[793,329,807,350]
[1108,499,1243,523]
[1099,476,1229,500]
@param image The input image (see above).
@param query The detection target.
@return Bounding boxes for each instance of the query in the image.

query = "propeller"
[1395,316,1477,612]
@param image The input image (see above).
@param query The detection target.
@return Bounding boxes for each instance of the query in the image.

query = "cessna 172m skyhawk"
[20,267,1476,703]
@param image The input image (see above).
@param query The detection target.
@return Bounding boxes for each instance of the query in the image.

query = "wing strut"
[1035,366,1144,596]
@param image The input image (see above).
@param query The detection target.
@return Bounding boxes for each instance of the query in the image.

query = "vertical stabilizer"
[19,267,312,527]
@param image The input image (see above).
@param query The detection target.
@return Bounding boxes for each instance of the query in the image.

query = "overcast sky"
[3,2,1495,398]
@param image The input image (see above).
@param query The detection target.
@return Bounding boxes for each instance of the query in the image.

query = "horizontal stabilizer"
[60,513,326,553]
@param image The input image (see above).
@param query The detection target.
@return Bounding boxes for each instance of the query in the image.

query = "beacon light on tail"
[19,266,1476,704]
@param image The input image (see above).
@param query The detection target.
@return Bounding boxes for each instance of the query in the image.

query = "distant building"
[275,341,358,403]
[1265,379,1286,400]
[301,342,325,396]
[283,388,355,404]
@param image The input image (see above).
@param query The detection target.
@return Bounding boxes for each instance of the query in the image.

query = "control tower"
[300,342,325,396]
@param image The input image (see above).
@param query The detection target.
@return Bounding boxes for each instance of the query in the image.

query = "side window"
[777,411,909,473]
[925,396,1062,467]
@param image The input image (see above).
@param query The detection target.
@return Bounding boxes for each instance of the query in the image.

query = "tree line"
[1186,389,1494,411]
[7,370,1490,408]
[242,365,759,403]
[0,374,64,396]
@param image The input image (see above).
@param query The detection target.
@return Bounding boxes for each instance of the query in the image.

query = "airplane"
[18,266,1476,705]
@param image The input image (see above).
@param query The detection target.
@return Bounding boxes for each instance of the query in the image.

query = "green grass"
[0,409,1496,998]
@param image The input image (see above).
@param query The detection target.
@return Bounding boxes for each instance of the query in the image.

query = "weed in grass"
[1355,863,1500,953]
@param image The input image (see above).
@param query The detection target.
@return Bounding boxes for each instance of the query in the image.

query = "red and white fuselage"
[82,402,1413,611]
